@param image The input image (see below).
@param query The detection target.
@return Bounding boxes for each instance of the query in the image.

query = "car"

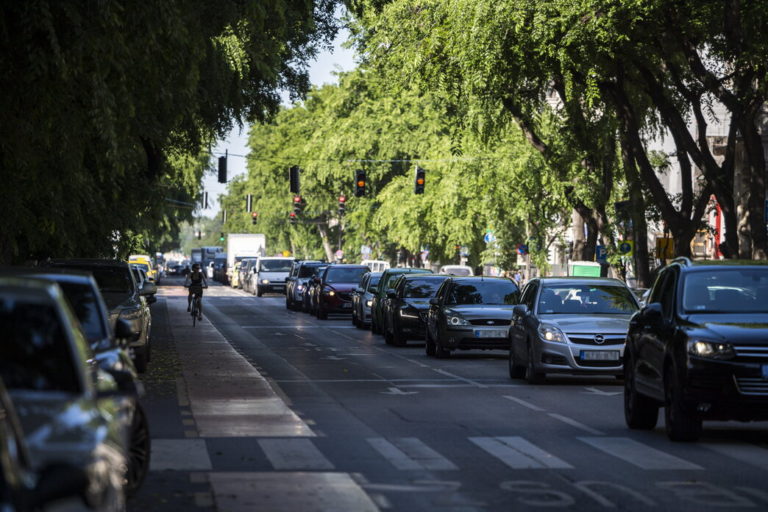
[0,277,130,510]
[508,277,638,383]
[130,264,158,306]
[47,259,156,373]
[352,271,383,328]
[129,254,158,283]
[439,265,474,276]
[314,264,371,320]
[286,260,323,310]
[230,261,242,288]
[303,264,329,313]
[252,257,294,296]
[426,276,520,358]
[382,274,449,345]
[239,258,258,292]
[624,257,768,441]
[370,267,433,334]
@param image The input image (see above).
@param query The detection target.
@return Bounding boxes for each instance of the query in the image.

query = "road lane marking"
[150,439,212,470]
[502,396,545,411]
[368,438,458,470]
[258,439,335,470]
[707,442,768,470]
[578,437,703,470]
[547,413,605,435]
[470,437,572,469]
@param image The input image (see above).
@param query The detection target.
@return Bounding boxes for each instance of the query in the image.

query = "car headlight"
[366,300,373,307]
[261,279,270,284]
[688,340,735,360]
[447,315,470,326]
[538,323,565,343]
[326,290,336,296]
[119,307,143,321]
[297,285,305,291]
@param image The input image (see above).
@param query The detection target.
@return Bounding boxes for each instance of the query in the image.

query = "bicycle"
[186,285,207,327]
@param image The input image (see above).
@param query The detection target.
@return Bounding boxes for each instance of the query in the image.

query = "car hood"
[683,314,768,344]
[445,305,515,319]
[259,271,289,281]
[539,314,633,334]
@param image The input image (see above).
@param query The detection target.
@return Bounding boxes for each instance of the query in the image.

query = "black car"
[286,260,323,310]
[624,257,768,441]
[426,277,520,357]
[383,274,449,346]
[303,264,329,313]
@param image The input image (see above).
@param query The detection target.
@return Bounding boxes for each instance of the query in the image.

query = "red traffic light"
[338,195,346,203]
[293,195,302,203]
[251,212,258,218]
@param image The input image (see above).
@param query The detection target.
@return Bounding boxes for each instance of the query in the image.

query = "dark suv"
[624,257,768,441]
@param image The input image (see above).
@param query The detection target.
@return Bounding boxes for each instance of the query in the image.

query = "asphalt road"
[130,277,768,512]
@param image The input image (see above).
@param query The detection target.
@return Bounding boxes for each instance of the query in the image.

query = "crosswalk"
[152,434,768,474]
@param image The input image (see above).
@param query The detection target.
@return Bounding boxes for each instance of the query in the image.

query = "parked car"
[286,260,323,310]
[508,277,639,383]
[352,271,383,328]
[252,257,294,296]
[239,258,258,292]
[624,257,768,441]
[426,276,520,358]
[313,264,370,320]
[0,277,130,510]
[383,274,449,345]
[303,264,329,313]
[439,265,474,276]
[230,261,242,289]
[47,259,155,373]
[371,268,433,334]
[129,254,157,283]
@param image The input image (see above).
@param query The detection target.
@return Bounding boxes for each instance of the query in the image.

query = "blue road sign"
[596,245,608,263]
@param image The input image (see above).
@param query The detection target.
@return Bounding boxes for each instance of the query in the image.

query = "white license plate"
[474,329,507,338]
[580,350,620,361]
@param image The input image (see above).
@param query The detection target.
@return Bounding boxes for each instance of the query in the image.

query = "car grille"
[468,319,511,326]
[734,345,768,361]
[578,360,621,368]
[338,293,352,302]
[567,334,626,346]
[734,377,768,396]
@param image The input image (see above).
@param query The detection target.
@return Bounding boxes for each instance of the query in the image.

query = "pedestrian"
[513,268,523,286]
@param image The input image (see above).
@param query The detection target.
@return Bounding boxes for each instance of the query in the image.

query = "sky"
[201,29,357,216]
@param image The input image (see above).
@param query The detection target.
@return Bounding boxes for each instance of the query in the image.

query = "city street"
[129,277,768,512]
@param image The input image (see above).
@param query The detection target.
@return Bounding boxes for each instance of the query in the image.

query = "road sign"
[618,241,634,257]
[484,231,497,244]
[595,245,608,263]
[517,244,528,255]
[360,244,372,257]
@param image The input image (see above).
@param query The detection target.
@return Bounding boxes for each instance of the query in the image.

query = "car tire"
[425,328,437,356]
[256,286,264,297]
[125,402,151,495]
[434,332,450,358]
[664,362,702,441]
[508,344,526,379]
[624,353,659,430]
[391,323,406,347]
[371,315,380,334]
[134,346,148,374]
[524,341,544,384]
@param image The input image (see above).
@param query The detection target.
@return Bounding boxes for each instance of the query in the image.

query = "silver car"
[352,271,382,328]
[509,277,640,383]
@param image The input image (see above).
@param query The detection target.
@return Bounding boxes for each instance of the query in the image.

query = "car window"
[58,282,108,344]
[682,268,768,313]
[659,271,676,318]
[259,260,293,272]
[520,282,538,309]
[446,280,519,305]
[325,267,368,284]
[367,275,381,293]
[536,284,638,314]
[404,279,444,298]
[0,297,79,392]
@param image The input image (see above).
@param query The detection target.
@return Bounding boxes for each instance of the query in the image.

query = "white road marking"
[707,442,768,470]
[258,439,335,470]
[381,387,418,395]
[547,413,605,435]
[503,396,545,411]
[150,439,212,470]
[578,437,703,470]
[367,438,458,470]
[470,437,573,469]
[583,387,623,396]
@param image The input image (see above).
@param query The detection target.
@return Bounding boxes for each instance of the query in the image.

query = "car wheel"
[286,296,292,309]
[624,353,659,430]
[391,323,406,347]
[524,341,544,384]
[256,286,264,297]
[352,309,358,327]
[133,346,148,373]
[425,328,437,356]
[664,362,702,441]
[371,315,380,334]
[508,344,526,379]
[125,402,151,495]
[434,331,450,358]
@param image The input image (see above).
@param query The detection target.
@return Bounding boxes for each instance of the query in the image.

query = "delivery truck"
[226,234,266,285]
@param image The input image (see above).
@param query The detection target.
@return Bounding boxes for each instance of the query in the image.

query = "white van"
[252,256,294,296]
[439,265,474,276]
[360,259,390,272]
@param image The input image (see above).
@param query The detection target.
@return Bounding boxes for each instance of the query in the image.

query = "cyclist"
[184,263,208,319]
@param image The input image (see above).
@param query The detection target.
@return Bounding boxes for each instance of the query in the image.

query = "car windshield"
[0,296,79,392]
[259,260,293,272]
[404,279,443,298]
[326,267,368,284]
[58,282,107,344]
[367,275,382,292]
[62,266,134,296]
[299,265,322,278]
[447,280,519,305]
[683,269,768,313]
[132,262,150,273]
[537,284,638,314]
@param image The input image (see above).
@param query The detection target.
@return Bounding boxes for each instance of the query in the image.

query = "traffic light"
[414,166,425,194]
[218,155,227,183]
[251,212,258,225]
[354,169,366,197]
[338,195,346,216]
[197,231,201,240]
[293,195,303,214]
[289,166,301,194]
[289,212,298,224]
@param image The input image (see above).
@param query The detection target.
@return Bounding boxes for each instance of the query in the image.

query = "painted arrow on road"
[381,387,419,395]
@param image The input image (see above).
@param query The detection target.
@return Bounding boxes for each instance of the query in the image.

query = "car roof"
[326,264,369,269]
[49,258,130,269]
[400,274,449,281]
[536,276,628,286]
[448,276,514,282]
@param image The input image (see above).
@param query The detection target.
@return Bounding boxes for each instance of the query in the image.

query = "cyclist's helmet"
[192,263,201,271]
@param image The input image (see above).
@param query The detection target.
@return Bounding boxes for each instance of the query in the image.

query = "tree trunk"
[316,223,335,262]
[620,135,651,287]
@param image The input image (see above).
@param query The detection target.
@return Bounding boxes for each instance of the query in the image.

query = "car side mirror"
[140,282,157,296]
[513,304,529,316]
[429,298,439,306]
[114,318,133,340]
[644,302,663,323]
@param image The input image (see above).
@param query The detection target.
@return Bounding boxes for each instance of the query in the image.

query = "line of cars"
[1,259,157,510]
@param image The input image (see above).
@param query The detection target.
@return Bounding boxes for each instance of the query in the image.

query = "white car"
[439,265,474,276]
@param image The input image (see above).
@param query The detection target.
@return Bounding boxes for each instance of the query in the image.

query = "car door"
[637,269,677,398]
[511,280,538,354]
[429,280,451,341]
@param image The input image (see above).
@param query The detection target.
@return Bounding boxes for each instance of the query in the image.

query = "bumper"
[534,339,624,375]
[444,325,510,350]
[320,296,354,313]
[683,357,768,421]
[259,283,286,293]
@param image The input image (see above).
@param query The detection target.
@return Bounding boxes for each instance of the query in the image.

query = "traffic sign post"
[595,245,608,263]
[618,241,634,257]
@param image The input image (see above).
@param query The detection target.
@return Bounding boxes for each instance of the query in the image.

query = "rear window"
[58,282,107,344]
[299,264,323,278]
[0,296,79,392]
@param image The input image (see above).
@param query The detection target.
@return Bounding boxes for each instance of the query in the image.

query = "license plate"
[474,329,507,338]
[580,350,620,361]
[762,365,768,380]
